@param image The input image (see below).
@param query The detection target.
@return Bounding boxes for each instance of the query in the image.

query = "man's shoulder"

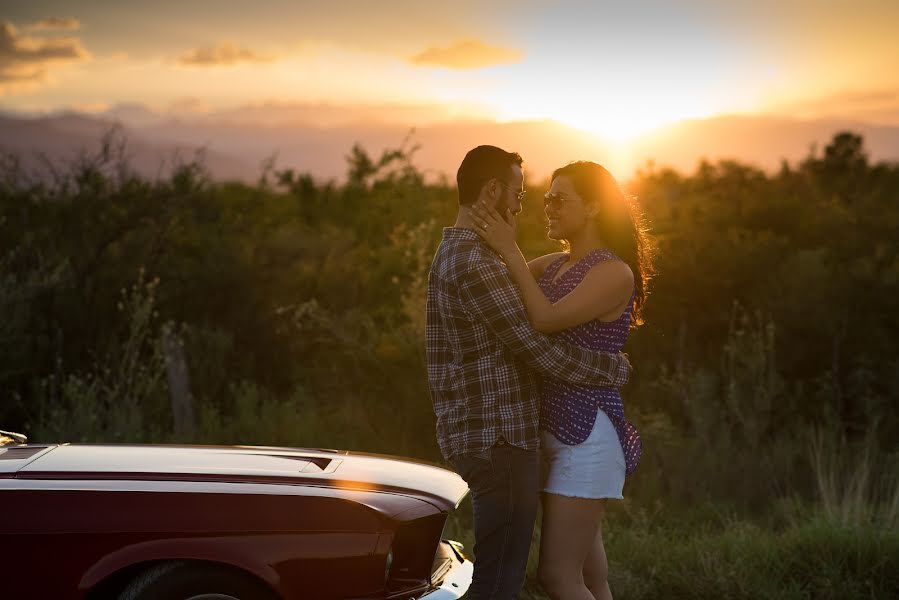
[432,237,501,281]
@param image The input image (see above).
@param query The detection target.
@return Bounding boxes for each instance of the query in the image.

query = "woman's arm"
[503,245,632,333]
[469,202,633,334]
[528,252,567,281]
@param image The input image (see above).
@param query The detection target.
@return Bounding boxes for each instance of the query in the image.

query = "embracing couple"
[426,145,652,600]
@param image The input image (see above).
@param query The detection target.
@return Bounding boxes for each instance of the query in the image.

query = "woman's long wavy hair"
[552,161,655,327]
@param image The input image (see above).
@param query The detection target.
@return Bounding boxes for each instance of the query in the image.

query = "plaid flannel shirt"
[426,228,631,460]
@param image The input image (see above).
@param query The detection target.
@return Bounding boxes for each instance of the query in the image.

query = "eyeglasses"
[497,180,527,202]
[543,192,569,211]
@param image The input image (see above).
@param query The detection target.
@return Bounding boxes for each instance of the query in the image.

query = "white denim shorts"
[540,409,626,499]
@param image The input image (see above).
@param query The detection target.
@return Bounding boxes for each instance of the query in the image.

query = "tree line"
[1,130,896,511]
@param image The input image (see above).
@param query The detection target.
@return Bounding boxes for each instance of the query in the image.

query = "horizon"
[3,101,898,185]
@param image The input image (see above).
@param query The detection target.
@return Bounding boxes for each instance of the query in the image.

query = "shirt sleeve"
[459,258,630,387]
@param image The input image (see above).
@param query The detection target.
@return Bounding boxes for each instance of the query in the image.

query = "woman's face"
[544,175,590,241]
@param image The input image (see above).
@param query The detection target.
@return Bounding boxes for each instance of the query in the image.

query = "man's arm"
[459,259,630,387]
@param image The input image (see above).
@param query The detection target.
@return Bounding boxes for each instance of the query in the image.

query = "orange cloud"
[27,18,81,32]
[0,21,89,90]
[179,42,274,66]
[782,89,899,124]
[409,39,523,70]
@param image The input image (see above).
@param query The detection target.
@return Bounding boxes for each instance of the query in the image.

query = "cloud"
[409,39,523,70]
[168,97,214,115]
[27,17,81,32]
[0,21,89,89]
[778,89,899,124]
[179,42,274,66]
[69,102,110,114]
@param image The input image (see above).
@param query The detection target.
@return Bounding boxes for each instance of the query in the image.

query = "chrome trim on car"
[420,549,473,600]
[0,430,28,444]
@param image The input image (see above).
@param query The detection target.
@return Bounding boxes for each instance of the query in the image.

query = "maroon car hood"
[13,444,468,511]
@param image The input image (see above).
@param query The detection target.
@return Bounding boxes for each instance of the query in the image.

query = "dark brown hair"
[552,161,655,326]
[456,145,523,206]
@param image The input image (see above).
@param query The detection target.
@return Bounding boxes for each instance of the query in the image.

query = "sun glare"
[553,108,672,142]
[491,78,731,143]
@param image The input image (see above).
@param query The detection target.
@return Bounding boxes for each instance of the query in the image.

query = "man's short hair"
[456,145,523,206]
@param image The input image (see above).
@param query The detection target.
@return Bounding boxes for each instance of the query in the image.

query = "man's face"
[492,164,524,217]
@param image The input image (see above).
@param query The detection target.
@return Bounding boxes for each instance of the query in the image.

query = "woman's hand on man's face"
[470,199,518,257]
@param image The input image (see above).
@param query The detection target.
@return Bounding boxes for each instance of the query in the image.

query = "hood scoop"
[0,445,56,475]
[267,454,339,473]
[0,447,45,461]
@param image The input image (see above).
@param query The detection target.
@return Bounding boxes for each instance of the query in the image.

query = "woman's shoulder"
[584,248,631,272]
[587,247,622,262]
[528,252,568,280]
[582,255,634,292]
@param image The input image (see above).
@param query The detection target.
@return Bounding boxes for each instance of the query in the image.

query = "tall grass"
[444,495,899,600]
[810,425,899,530]
[28,267,433,457]
[32,269,170,443]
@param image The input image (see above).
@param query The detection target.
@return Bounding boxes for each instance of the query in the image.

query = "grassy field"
[444,500,899,599]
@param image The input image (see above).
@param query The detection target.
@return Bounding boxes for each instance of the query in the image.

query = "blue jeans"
[451,441,540,599]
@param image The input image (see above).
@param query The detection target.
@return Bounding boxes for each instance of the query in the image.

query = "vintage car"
[0,431,472,600]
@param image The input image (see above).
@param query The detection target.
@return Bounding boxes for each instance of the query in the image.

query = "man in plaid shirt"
[427,145,631,599]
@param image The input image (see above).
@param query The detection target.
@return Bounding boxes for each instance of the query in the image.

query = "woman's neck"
[566,228,604,262]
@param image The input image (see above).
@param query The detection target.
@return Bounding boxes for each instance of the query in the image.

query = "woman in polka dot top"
[470,161,654,600]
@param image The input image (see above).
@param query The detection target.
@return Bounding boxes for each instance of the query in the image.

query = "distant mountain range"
[0,111,256,181]
[2,104,897,183]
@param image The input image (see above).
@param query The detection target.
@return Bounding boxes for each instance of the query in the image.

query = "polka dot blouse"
[538,248,642,475]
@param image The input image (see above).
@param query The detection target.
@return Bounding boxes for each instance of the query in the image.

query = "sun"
[552,107,671,142]
[493,85,718,143]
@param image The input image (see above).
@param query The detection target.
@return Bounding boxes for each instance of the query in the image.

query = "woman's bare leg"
[582,521,612,600]
[538,492,607,600]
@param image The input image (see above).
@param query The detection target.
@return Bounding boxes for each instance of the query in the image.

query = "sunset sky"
[2,0,898,143]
